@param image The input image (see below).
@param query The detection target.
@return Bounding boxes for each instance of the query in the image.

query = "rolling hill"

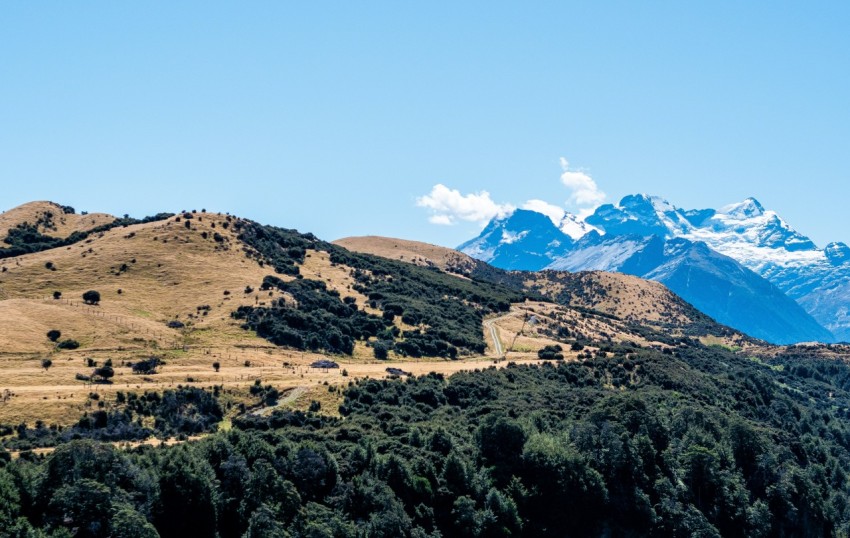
[3,203,850,538]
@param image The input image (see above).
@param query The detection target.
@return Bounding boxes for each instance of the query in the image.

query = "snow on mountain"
[558,213,601,240]
[546,233,657,273]
[825,242,850,266]
[584,194,693,238]
[460,192,848,343]
[457,209,572,271]
[680,198,821,273]
[546,234,833,344]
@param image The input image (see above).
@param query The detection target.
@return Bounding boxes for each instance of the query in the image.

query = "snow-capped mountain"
[460,193,848,343]
[581,194,850,340]
[456,209,573,270]
[546,233,832,344]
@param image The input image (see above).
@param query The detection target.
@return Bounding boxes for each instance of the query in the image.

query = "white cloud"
[417,184,514,226]
[560,157,606,208]
[521,199,565,225]
[428,214,454,226]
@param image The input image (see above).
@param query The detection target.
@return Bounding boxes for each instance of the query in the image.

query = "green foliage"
[82,290,101,305]
[537,344,564,360]
[3,387,223,451]
[235,222,530,358]
[7,337,850,536]
[234,276,391,356]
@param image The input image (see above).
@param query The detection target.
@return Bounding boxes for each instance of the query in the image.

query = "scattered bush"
[56,339,80,350]
[538,344,564,360]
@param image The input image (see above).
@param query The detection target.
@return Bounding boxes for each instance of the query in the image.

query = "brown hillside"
[0,201,114,239]
[528,270,700,326]
[334,236,481,275]
[0,211,274,350]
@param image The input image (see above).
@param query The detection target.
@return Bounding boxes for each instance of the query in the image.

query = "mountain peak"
[585,193,690,238]
[458,209,572,270]
[825,242,850,266]
[720,197,765,219]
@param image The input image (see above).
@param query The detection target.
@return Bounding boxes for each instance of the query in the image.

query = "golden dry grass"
[0,201,114,239]
[0,210,730,429]
[334,236,479,274]
[0,209,553,426]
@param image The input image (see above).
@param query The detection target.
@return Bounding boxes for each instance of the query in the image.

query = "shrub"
[82,290,101,305]
[46,329,61,342]
[56,339,80,350]
[538,344,564,361]
[131,357,162,374]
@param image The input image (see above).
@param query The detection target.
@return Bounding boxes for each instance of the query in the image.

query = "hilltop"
[334,235,483,275]
[0,201,114,239]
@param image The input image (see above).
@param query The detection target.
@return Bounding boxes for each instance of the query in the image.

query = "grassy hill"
[0,206,754,430]
[0,201,114,239]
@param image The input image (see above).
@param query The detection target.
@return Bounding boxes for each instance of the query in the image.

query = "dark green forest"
[234,222,530,359]
[4,342,850,537]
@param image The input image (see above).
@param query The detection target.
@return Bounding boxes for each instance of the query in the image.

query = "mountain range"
[460,194,849,344]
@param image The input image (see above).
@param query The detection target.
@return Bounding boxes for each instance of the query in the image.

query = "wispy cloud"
[559,157,606,208]
[416,184,514,226]
[521,199,565,225]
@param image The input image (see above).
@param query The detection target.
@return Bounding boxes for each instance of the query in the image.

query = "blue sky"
[1,2,848,248]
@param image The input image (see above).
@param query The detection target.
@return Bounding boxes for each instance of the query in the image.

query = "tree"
[48,478,112,538]
[93,365,114,383]
[47,329,61,342]
[53,291,62,300]
[111,506,160,538]
[83,290,101,305]
[212,362,220,372]
[373,341,389,360]
[41,359,52,372]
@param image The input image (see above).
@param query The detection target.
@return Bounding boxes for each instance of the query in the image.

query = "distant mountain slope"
[543,234,831,344]
[582,194,850,340]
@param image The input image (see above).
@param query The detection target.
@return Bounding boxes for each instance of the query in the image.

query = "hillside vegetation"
[3,342,850,536]
[0,204,850,536]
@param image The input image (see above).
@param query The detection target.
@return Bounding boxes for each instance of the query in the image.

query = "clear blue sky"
[1,2,848,248]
